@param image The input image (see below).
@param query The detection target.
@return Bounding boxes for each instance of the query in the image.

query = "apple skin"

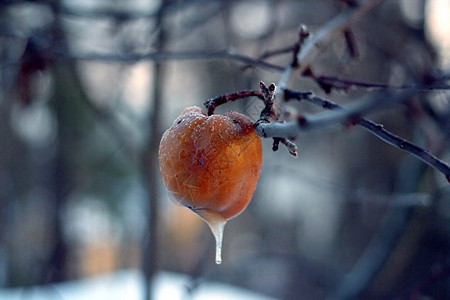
[158,106,262,220]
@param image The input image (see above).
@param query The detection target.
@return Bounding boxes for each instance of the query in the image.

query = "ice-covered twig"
[282,89,450,181]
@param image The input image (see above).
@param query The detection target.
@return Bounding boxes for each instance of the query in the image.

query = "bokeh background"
[1,0,449,299]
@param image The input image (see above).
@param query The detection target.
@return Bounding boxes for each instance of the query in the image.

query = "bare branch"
[61,50,285,72]
[258,81,278,122]
[271,137,298,157]
[241,45,294,71]
[256,82,300,157]
[304,73,450,92]
[282,89,450,180]
[296,0,385,73]
[203,90,264,116]
[242,23,310,72]
[265,0,385,139]
[250,2,385,157]
[343,28,359,59]
[256,90,413,137]
[202,83,299,157]
[279,138,298,157]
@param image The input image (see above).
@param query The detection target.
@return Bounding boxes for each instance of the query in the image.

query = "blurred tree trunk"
[0,73,19,287]
[142,1,169,299]
[43,2,96,282]
[44,63,80,283]
[45,66,71,283]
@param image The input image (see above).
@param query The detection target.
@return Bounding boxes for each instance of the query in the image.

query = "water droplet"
[194,208,227,265]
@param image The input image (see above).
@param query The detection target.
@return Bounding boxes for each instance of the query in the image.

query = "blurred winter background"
[0,0,449,299]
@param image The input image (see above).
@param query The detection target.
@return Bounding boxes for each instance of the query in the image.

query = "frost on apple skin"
[159,106,261,218]
[158,106,262,264]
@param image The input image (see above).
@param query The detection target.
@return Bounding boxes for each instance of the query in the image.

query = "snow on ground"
[0,270,278,300]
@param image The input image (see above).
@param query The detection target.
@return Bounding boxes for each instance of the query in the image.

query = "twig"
[202,83,298,157]
[241,45,294,71]
[295,0,385,73]
[241,2,383,154]
[282,89,450,181]
[256,89,412,137]
[279,138,298,157]
[304,73,450,92]
[259,0,384,154]
[2,30,286,72]
[203,90,264,116]
[258,81,278,122]
[60,50,285,72]
[242,23,310,71]
[343,28,359,59]
[257,82,299,156]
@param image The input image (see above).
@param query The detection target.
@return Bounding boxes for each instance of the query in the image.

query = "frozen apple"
[158,106,262,264]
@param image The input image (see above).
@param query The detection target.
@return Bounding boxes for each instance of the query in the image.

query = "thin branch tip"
[203,90,264,115]
[272,137,298,157]
[281,88,450,180]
